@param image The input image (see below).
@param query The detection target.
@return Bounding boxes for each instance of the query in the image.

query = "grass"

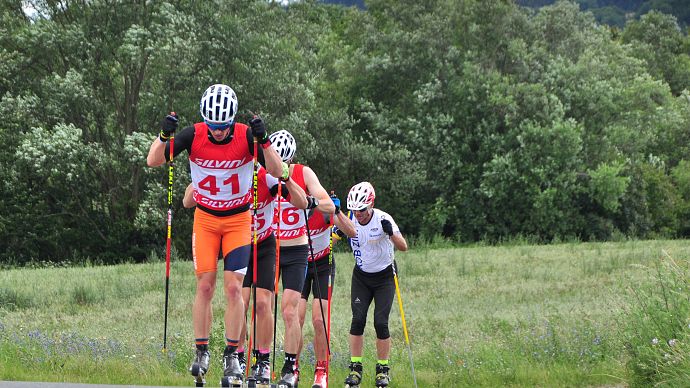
[0,239,689,386]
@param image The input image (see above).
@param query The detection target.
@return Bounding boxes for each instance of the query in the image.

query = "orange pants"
[192,209,251,275]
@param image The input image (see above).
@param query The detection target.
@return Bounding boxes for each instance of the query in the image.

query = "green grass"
[1,239,689,386]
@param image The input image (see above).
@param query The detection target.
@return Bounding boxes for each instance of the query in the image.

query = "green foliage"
[1,0,690,263]
[623,252,690,387]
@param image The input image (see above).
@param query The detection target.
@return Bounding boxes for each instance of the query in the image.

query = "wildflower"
[652,338,659,345]
[668,339,677,346]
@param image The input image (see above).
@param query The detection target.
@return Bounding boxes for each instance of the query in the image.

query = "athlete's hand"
[330,193,341,214]
[159,112,178,141]
[381,219,393,236]
[306,195,319,210]
[249,116,269,144]
[279,162,290,181]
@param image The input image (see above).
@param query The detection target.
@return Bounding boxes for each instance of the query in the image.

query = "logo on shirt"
[354,297,361,304]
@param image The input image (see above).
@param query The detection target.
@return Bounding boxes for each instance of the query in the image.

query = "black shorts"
[278,244,308,292]
[243,234,276,291]
[301,256,335,300]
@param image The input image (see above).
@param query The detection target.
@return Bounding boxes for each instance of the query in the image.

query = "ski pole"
[271,183,282,382]
[246,119,260,377]
[303,208,331,357]
[325,200,335,388]
[392,263,418,388]
[162,111,177,352]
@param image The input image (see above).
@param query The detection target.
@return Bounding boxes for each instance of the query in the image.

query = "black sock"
[282,353,297,373]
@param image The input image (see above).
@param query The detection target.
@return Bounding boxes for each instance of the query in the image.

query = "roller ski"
[311,360,327,388]
[189,349,210,387]
[220,349,243,387]
[374,364,390,387]
[343,362,362,388]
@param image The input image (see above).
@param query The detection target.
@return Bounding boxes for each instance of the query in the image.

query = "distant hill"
[516,0,690,28]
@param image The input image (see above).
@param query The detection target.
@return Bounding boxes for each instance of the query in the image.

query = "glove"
[159,112,178,141]
[249,116,269,144]
[279,162,290,181]
[330,194,341,214]
[306,195,319,210]
[381,219,394,236]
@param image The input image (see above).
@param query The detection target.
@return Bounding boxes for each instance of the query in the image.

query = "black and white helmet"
[347,182,375,211]
[269,130,296,162]
[199,84,238,125]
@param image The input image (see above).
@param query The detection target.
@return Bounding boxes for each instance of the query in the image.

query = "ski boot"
[374,363,390,387]
[311,360,327,388]
[277,367,299,388]
[220,349,244,387]
[344,361,362,388]
[189,349,210,387]
[248,358,271,387]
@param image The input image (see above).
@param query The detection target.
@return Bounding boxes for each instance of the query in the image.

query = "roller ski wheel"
[374,364,390,387]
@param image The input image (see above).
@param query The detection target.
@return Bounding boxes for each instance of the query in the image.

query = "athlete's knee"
[374,321,390,339]
[350,316,366,336]
[256,297,271,316]
[312,314,324,329]
[196,280,215,300]
[224,281,242,301]
[281,303,298,323]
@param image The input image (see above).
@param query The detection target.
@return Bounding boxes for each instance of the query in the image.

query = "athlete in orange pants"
[147,84,285,386]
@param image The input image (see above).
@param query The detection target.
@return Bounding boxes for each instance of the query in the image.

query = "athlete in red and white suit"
[269,130,334,387]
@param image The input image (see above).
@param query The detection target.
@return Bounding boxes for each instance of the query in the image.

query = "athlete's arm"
[268,176,308,209]
[146,126,194,167]
[391,232,408,251]
[303,166,335,214]
[284,177,308,209]
[246,127,283,179]
[183,183,196,208]
[333,212,356,238]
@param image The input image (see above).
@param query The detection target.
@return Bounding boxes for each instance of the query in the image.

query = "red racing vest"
[307,210,333,262]
[275,164,308,240]
[190,122,253,213]
[252,166,279,243]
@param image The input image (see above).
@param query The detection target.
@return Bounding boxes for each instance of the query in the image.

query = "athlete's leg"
[372,275,395,361]
[350,269,374,358]
[191,210,222,342]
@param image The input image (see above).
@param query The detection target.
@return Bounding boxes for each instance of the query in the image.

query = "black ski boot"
[220,349,243,387]
[344,361,362,388]
[374,363,390,387]
[189,349,210,387]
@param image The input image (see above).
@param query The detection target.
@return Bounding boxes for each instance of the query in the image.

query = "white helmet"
[199,84,238,125]
[347,182,375,211]
[270,130,296,162]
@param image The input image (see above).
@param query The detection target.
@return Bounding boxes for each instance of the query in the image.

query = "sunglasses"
[353,208,369,214]
[206,122,231,131]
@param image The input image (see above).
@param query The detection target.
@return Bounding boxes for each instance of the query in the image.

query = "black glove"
[249,116,269,144]
[306,195,319,210]
[159,112,178,141]
[381,219,393,236]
